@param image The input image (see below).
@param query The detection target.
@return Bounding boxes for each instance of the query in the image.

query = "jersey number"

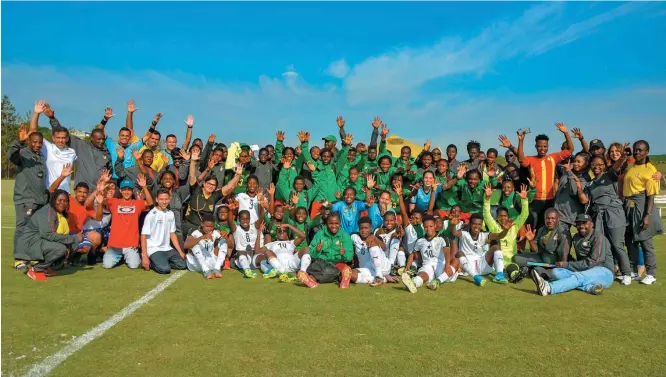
[245,233,251,243]
[424,249,434,258]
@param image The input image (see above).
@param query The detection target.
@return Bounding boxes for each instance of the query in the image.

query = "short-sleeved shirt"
[141,208,176,256]
[107,198,146,248]
[521,150,571,201]
[413,236,447,266]
[67,197,89,234]
[266,240,295,257]
[331,200,369,234]
[184,186,223,227]
[410,186,440,212]
[623,163,659,197]
[42,140,77,192]
[235,192,261,225]
[458,231,490,259]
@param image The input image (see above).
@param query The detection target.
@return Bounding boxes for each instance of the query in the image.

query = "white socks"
[413,276,424,288]
[299,254,312,272]
[214,247,227,270]
[493,250,504,273]
[237,255,251,270]
[397,250,406,267]
[370,246,384,278]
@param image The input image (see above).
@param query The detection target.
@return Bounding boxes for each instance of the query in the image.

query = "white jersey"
[41,139,77,192]
[458,231,490,259]
[266,240,296,257]
[141,208,176,256]
[413,236,447,266]
[403,224,420,253]
[235,193,261,225]
[351,234,390,270]
[234,225,262,252]
[374,228,401,265]
[186,229,222,261]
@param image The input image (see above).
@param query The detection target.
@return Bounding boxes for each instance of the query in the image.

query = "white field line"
[21,270,186,377]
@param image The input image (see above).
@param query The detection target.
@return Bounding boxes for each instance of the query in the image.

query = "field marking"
[21,270,186,377]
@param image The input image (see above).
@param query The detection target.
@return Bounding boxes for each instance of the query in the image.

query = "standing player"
[401,215,449,293]
[351,217,396,287]
[184,214,226,279]
[256,223,310,282]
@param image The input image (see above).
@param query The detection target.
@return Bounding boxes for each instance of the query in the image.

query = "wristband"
[187,126,193,129]
[101,118,108,126]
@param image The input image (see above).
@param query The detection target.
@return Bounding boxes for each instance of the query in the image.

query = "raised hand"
[132,149,143,162]
[191,148,200,161]
[95,191,105,204]
[306,161,316,172]
[335,191,341,199]
[127,99,138,113]
[372,116,382,129]
[524,225,536,241]
[267,183,276,197]
[276,130,285,142]
[100,169,111,183]
[527,167,536,188]
[366,175,376,189]
[184,114,194,128]
[137,173,147,188]
[60,163,73,177]
[571,127,584,140]
[317,240,324,252]
[104,107,115,119]
[555,122,568,134]
[153,113,163,124]
[281,157,292,169]
[344,133,353,146]
[207,157,216,170]
[295,145,302,156]
[43,103,55,118]
[456,164,467,179]
[117,147,125,160]
[562,160,572,172]
[356,142,367,154]
[18,125,28,142]
[34,99,46,114]
[161,153,169,165]
[498,135,512,149]
[180,149,190,161]
[393,180,403,194]
[297,131,308,143]
[516,129,526,142]
[257,189,265,203]
[336,116,345,128]
[291,191,300,206]
[380,124,389,139]
[484,182,493,199]
[208,133,216,144]
[424,140,431,151]
[235,163,243,175]
[519,184,529,200]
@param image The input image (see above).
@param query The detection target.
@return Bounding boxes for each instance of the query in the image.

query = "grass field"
[2,180,665,377]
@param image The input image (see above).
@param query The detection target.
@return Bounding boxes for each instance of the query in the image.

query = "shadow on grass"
[510,286,539,295]
[50,265,94,277]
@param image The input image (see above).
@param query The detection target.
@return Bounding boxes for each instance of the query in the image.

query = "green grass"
[2,180,666,377]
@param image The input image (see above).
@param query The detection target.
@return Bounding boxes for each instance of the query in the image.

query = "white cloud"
[325,59,350,79]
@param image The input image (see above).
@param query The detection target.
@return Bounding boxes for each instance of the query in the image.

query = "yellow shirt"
[56,212,70,235]
[623,163,659,197]
[139,145,168,172]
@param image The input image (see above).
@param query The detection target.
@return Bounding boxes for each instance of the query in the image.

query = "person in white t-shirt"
[228,206,265,279]
[351,217,397,287]
[401,215,449,294]
[140,189,187,274]
[30,100,77,192]
[235,175,264,226]
[255,223,309,282]
[184,214,226,279]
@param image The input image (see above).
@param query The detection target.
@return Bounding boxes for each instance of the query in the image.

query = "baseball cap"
[575,213,593,223]
[239,143,250,150]
[322,135,337,143]
[589,139,605,150]
[119,179,135,189]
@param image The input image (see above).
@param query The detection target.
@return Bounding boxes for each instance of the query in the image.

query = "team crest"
[582,241,589,247]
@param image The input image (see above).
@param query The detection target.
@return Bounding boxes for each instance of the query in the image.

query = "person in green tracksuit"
[306,149,338,203]
[498,179,524,221]
[274,132,310,202]
[335,135,362,185]
[336,166,367,202]
[442,166,497,216]
[431,159,458,215]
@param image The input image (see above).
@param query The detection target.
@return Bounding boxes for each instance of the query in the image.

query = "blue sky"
[2,2,666,155]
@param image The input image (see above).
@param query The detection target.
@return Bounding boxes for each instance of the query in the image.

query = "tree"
[1,95,24,178]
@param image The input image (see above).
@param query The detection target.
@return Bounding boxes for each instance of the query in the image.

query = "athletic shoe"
[620,275,632,286]
[297,270,318,288]
[204,271,215,280]
[45,268,57,277]
[426,279,440,291]
[339,265,352,289]
[530,269,550,296]
[223,259,231,270]
[473,275,486,287]
[396,267,405,275]
[492,272,508,285]
[279,273,298,283]
[587,284,604,295]
[263,267,278,279]
[243,268,257,279]
[384,275,399,284]
[631,272,641,281]
[14,260,29,271]
[26,268,48,281]
[401,273,417,293]
[369,276,384,287]
[213,269,223,279]
[640,275,656,285]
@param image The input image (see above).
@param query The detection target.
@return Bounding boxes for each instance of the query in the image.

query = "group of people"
[9,99,663,297]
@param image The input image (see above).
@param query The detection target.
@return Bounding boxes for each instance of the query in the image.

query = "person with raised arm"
[98,100,143,176]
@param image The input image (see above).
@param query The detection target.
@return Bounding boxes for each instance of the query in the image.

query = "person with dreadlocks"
[464,140,482,171]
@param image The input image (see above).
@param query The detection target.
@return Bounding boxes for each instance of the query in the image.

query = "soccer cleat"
[45,268,57,277]
[396,267,405,275]
[14,260,29,271]
[369,276,384,287]
[297,270,318,288]
[401,273,417,293]
[530,269,550,296]
[620,275,632,286]
[473,275,487,287]
[587,284,604,295]
[263,267,278,279]
[213,269,223,279]
[204,271,215,280]
[279,273,298,283]
[640,275,656,285]
[339,265,352,289]
[243,268,257,279]
[492,272,509,285]
[426,279,440,291]
[26,268,48,281]
[223,259,231,270]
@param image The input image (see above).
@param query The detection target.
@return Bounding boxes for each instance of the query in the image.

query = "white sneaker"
[640,275,656,285]
[620,276,632,286]
[631,272,641,281]
[530,269,551,296]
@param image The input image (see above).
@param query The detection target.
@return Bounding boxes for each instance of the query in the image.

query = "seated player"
[351,217,396,287]
[184,214,226,279]
[530,214,615,296]
[373,211,404,271]
[229,208,264,278]
[302,213,354,289]
[256,223,311,283]
[449,213,509,286]
[400,215,449,293]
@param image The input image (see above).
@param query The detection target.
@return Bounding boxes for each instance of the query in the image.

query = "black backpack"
[306,258,339,284]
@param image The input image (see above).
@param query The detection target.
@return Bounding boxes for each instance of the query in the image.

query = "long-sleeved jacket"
[16,205,78,261]
[483,196,529,263]
[532,226,570,263]
[50,118,111,189]
[114,157,156,190]
[555,170,588,226]
[565,230,614,272]
[8,141,49,206]
[308,227,354,264]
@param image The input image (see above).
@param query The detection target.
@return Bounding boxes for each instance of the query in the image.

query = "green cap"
[322,135,337,142]
[239,143,250,149]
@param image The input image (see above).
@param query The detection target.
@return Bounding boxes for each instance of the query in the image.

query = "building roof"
[384,135,423,157]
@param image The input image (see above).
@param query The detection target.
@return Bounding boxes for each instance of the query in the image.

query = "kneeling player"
[229,209,264,278]
[401,215,449,293]
[450,213,509,286]
[351,217,397,287]
[184,215,226,279]
[256,223,311,282]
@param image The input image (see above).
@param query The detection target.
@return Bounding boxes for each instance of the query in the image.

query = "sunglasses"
[433,152,441,155]
[506,154,515,157]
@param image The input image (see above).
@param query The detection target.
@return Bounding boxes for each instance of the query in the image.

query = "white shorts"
[417,263,443,283]
[461,256,494,276]
[276,253,301,273]
[355,261,391,284]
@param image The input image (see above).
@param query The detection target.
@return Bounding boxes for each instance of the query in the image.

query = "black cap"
[589,139,605,150]
[575,214,593,223]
